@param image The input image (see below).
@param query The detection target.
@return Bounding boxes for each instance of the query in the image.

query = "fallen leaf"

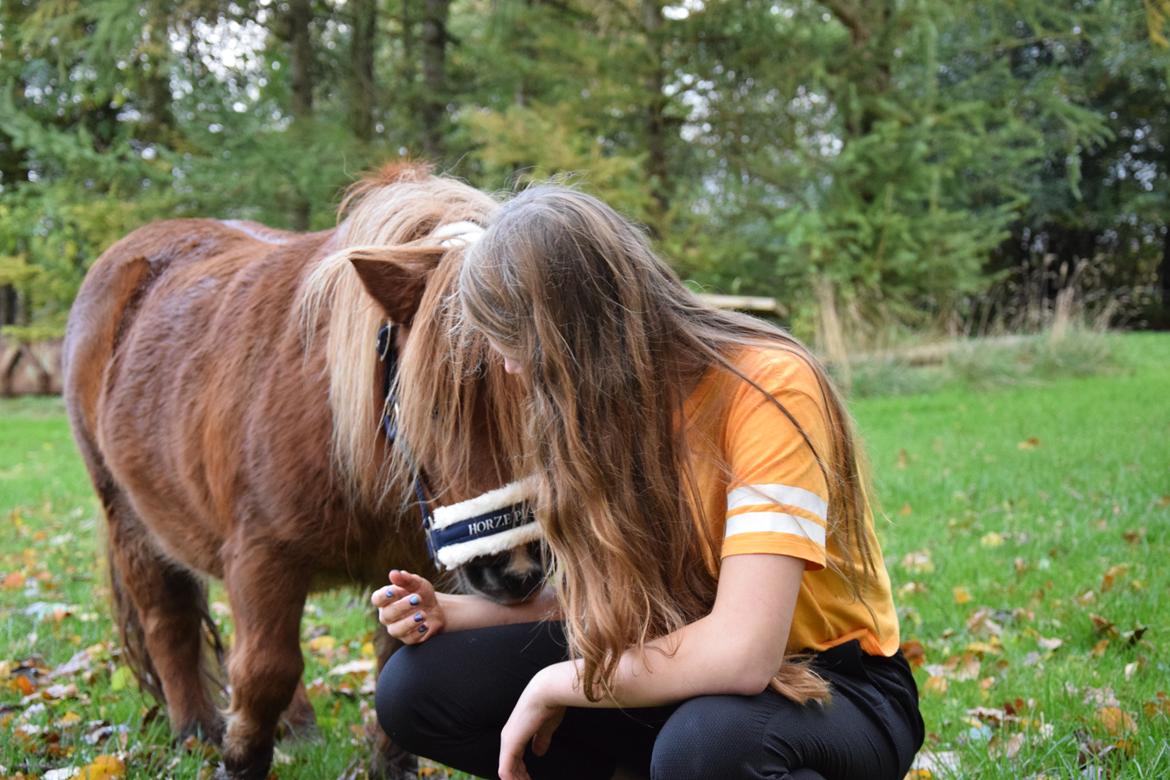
[953,586,972,605]
[1089,614,1117,637]
[1143,692,1170,718]
[1017,437,1040,450]
[9,674,36,696]
[899,503,913,516]
[328,659,375,677]
[1122,625,1148,646]
[308,635,336,656]
[1090,639,1109,658]
[900,550,934,574]
[942,652,983,681]
[990,732,1025,758]
[44,768,80,780]
[109,666,134,692]
[56,711,83,728]
[1037,636,1063,651]
[1096,706,1136,736]
[980,532,1004,548]
[77,754,125,780]
[1122,528,1146,545]
[924,675,948,695]
[966,608,1004,638]
[1083,687,1120,707]
[900,640,926,668]
[1100,564,1128,593]
[898,581,927,597]
[42,683,79,701]
[51,645,105,680]
[84,722,129,747]
[908,751,960,775]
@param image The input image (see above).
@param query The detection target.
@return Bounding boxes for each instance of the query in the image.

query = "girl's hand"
[370,569,445,644]
[498,667,567,780]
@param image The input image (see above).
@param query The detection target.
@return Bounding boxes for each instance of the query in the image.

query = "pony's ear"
[349,248,439,326]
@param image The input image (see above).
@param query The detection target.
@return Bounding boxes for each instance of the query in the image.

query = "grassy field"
[1,332,1167,779]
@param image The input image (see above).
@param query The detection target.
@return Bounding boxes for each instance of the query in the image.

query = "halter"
[376,322,540,570]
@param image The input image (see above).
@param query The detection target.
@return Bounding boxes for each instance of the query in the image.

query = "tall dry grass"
[809,255,1135,398]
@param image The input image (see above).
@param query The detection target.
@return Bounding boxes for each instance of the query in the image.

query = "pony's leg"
[105,491,224,743]
[370,627,419,779]
[219,543,310,780]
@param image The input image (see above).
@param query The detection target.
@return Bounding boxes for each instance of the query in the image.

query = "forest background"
[2,0,1169,351]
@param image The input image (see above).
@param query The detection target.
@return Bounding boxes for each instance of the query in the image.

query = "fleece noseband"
[376,323,541,569]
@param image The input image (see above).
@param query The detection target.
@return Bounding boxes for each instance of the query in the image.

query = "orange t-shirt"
[683,345,901,657]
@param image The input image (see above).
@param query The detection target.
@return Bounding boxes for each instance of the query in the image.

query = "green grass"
[1,333,1168,778]
[856,332,1170,778]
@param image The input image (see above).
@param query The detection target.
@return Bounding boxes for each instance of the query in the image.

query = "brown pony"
[62,164,540,780]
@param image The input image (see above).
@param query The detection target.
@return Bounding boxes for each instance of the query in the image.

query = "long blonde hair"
[299,163,512,509]
[458,185,877,704]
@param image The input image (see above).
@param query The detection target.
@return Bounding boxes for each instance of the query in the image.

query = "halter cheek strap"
[376,323,541,570]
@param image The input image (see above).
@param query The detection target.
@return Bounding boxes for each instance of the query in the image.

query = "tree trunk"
[1159,224,1170,322]
[287,0,314,230]
[0,285,16,326]
[642,0,669,230]
[350,0,377,142]
[289,0,314,120]
[420,0,451,161]
[140,11,174,145]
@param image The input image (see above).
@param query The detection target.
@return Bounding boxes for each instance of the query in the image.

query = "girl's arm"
[371,569,559,643]
[540,553,801,703]
[498,553,803,780]
[439,586,560,632]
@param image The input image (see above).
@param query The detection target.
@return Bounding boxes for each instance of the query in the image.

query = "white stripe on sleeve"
[727,484,828,522]
[724,511,827,547]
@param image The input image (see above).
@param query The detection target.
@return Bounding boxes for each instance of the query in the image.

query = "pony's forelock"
[298,168,501,507]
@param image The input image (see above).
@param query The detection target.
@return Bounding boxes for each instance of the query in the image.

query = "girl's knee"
[650,696,756,780]
[373,646,434,752]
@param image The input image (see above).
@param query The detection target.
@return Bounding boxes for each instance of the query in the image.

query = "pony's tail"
[98,473,227,708]
[105,527,165,703]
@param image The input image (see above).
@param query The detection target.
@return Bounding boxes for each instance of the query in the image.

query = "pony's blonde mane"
[299,164,501,506]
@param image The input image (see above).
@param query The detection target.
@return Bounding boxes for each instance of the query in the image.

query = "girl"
[371,186,923,780]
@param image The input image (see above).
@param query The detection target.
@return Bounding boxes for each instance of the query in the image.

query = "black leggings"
[375,621,923,780]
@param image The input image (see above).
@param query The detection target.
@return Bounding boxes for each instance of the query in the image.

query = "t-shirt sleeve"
[721,353,832,570]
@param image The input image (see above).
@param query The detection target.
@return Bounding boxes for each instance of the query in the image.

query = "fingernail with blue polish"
[418,624,428,634]
[384,587,395,598]
[409,594,420,606]
[413,612,424,622]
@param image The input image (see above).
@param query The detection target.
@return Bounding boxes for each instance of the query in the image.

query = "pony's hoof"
[368,743,419,780]
[278,718,321,744]
[176,716,225,749]
[215,745,274,780]
[212,761,271,780]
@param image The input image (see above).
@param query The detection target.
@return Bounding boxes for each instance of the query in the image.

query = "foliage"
[0,0,1168,335]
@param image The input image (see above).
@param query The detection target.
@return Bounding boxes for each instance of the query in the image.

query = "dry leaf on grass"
[1095,707,1137,737]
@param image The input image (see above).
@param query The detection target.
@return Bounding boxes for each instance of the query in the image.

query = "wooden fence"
[0,337,63,396]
